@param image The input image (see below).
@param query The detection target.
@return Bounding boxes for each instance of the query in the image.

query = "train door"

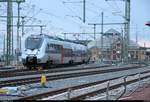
[63,48,73,64]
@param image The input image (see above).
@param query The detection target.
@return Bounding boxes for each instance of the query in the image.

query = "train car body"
[21,34,90,68]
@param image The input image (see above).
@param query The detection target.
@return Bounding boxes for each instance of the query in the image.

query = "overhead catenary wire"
[114,0,122,13]
[30,2,83,31]
[0,0,84,35]
[0,3,7,15]
[105,0,119,13]
[88,1,115,14]
[62,0,85,24]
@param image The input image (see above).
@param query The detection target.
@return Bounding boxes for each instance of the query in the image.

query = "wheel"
[82,60,85,63]
[28,66,32,70]
[46,60,53,68]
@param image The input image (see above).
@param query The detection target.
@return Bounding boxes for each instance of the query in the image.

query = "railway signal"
[145,22,150,27]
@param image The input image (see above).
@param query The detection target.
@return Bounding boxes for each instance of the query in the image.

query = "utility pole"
[20,16,25,54]
[88,12,104,61]
[136,24,138,44]
[40,26,44,34]
[11,8,14,63]
[63,33,67,40]
[83,0,86,23]
[101,12,104,62]
[88,12,104,62]
[93,24,96,40]
[144,43,146,47]
[121,28,124,62]
[21,16,25,36]
[19,35,21,53]
[16,0,21,65]
[3,34,5,62]
[6,0,12,65]
[88,24,97,40]
[0,0,25,65]
[124,0,130,63]
[105,0,130,63]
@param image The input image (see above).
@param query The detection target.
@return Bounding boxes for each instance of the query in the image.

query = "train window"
[46,44,54,53]
[45,44,50,53]
[25,37,43,50]
[54,44,61,53]
[82,51,87,57]
[73,50,82,57]
[46,44,62,53]
[64,49,72,57]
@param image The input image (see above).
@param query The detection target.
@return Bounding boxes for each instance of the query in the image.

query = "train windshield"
[25,37,43,50]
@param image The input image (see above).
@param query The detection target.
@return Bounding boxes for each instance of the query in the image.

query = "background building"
[88,28,147,62]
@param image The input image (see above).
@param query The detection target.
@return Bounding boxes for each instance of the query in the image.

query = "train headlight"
[36,49,40,54]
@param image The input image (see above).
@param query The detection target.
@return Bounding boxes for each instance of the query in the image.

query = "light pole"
[16,0,21,65]
[112,12,128,63]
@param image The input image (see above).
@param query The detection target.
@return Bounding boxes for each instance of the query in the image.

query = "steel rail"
[18,71,150,100]
[71,75,150,100]
[0,65,144,87]
[0,64,111,78]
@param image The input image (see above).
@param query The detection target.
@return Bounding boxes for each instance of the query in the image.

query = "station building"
[87,28,147,62]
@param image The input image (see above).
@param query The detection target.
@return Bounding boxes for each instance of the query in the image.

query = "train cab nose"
[26,56,37,64]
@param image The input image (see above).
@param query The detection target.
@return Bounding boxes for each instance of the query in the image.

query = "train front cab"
[24,56,37,69]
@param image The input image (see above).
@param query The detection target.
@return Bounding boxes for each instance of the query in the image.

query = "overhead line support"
[0,0,25,65]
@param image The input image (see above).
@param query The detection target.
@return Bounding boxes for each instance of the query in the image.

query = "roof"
[103,28,121,36]
[87,29,140,50]
[30,34,87,45]
[87,36,116,49]
[129,40,140,49]
[88,38,140,49]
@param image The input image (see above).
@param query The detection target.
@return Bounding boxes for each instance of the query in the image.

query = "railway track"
[0,69,30,78]
[19,71,150,100]
[0,64,111,78]
[0,66,15,70]
[0,64,146,88]
[0,64,81,78]
[0,63,143,78]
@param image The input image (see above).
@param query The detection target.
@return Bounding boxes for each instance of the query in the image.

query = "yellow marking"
[0,89,9,93]
[41,74,47,87]
[38,66,43,71]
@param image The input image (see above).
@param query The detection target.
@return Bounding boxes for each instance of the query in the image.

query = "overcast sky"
[0,0,150,53]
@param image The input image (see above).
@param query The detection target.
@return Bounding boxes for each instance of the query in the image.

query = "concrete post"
[106,81,110,100]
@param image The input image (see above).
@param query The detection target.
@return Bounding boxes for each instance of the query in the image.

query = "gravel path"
[120,84,150,100]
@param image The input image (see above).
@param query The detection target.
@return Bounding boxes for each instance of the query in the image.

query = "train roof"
[30,34,86,46]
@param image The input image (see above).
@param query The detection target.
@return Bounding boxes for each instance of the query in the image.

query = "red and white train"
[21,34,90,69]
